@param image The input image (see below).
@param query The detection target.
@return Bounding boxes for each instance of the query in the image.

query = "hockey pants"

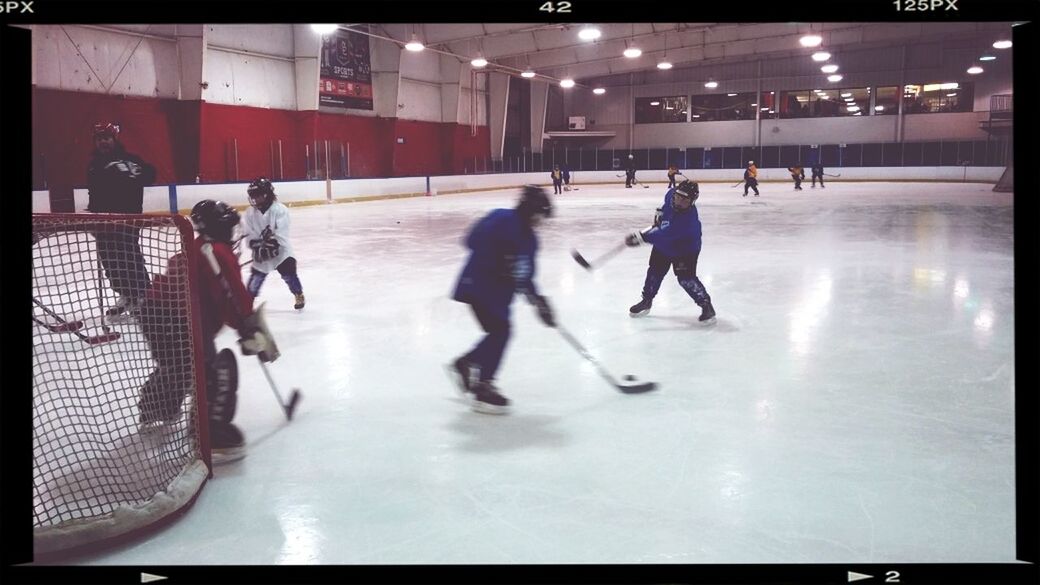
[640,247,712,307]
[248,257,303,297]
[463,303,511,382]
[96,227,151,300]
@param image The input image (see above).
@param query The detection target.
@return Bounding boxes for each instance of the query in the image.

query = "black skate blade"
[286,389,302,420]
[570,250,591,269]
[617,380,658,394]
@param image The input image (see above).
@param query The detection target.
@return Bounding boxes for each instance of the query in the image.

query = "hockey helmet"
[191,199,240,242]
[93,122,120,139]
[516,184,553,224]
[247,177,276,210]
[673,180,699,211]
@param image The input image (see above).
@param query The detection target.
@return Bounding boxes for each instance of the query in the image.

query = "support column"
[440,54,463,123]
[293,24,321,111]
[896,45,906,143]
[488,71,510,162]
[175,25,205,101]
[528,79,549,154]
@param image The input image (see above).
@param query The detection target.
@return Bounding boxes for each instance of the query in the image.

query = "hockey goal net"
[32,213,210,559]
[993,165,1013,193]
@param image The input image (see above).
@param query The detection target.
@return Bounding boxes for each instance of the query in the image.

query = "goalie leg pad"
[209,348,239,424]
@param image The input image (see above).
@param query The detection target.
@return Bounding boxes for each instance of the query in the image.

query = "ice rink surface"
[69,180,1014,565]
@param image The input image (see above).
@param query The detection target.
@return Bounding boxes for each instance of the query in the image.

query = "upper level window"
[635,96,688,123]
[903,82,974,113]
[689,92,756,121]
[874,86,898,115]
[779,90,812,118]
[833,87,870,117]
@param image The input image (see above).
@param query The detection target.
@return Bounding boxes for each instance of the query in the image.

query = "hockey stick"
[731,180,743,188]
[31,297,83,332]
[258,359,302,421]
[571,242,627,271]
[31,314,120,345]
[555,324,657,394]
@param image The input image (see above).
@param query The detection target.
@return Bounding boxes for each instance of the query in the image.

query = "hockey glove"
[238,303,281,362]
[530,294,556,328]
[653,208,663,228]
[239,330,269,357]
[625,231,647,247]
[250,238,281,263]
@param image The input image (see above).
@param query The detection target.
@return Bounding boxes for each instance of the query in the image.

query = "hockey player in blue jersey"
[625,179,716,325]
[449,185,556,414]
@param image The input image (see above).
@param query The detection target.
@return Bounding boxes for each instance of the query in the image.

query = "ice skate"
[210,421,246,465]
[446,356,476,397]
[470,381,510,415]
[294,293,306,310]
[698,301,717,326]
[629,297,652,318]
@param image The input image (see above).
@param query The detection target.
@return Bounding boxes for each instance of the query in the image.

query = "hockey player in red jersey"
[137,200,280,465]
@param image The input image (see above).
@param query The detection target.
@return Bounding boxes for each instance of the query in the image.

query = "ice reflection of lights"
[277,504,323,564]
[974,308,994,332]
[754,398,773,422]
[912,267,946,289]
[789,274,833,356]
[719,466,747,502]
[953,278,970,299]
[326,327,354,394]
[560,270,575,294]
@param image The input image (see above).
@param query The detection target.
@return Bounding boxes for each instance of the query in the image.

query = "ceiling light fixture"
[821,64,839,73]
[705,80,718,88]
[979,55,996,61]
[471,56,488,68]
[311,24,338,34]
[800,34,823,47]
[578,27,602,41]
[967,66,984,74]
[650,101,661,106]
[593,87,606,95]
[404,34,424,52]
[623,47,642,58]
[827,74,843,82]
[992,40,1012,49]
[811,51,831,62]
[521,69,536,78]
[560,78,575,88]
[657,61,673,70]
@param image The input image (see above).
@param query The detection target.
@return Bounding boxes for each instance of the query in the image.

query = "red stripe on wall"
[33,88,492,198]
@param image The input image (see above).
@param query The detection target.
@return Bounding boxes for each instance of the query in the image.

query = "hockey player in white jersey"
[241,178,306,310]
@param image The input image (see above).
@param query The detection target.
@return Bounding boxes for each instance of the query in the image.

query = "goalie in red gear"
[138,200,280,465]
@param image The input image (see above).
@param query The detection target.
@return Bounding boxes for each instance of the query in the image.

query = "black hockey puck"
[623,375,636,381]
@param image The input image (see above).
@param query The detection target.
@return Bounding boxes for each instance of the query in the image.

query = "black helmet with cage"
[190,200,240,242]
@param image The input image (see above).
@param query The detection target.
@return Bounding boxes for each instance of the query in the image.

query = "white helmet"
[748,160,754,165]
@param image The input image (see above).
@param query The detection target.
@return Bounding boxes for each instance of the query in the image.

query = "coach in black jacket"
[87,123,156,318]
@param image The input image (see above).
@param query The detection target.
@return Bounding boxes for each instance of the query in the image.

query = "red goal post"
[32,213,211,560]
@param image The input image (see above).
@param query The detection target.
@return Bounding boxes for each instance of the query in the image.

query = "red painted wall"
[32,88,491,197]
[31,88,192,189]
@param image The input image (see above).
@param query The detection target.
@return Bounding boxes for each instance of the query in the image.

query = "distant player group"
[81,122,839,442]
